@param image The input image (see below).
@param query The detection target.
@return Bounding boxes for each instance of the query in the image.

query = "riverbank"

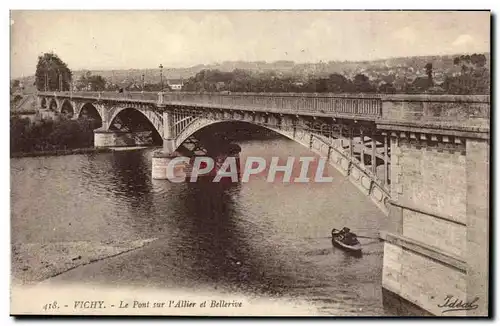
[11,238,158,286]
[10,147,113,158]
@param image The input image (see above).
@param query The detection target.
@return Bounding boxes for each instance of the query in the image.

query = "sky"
[10,10,490,78]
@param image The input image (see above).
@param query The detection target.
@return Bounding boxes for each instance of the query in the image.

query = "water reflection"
[108,150,154,198]
[11,139,389,315]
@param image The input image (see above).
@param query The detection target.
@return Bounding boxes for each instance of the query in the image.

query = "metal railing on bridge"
[44,91,159,102]
[40,91,383,118]
[161,92,382,117]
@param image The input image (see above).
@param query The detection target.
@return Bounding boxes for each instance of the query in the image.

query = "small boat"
[331,228,362,253]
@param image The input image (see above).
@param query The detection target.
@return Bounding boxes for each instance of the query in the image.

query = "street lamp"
[159,64,163,91]
[44,59,48,92]
[48,55,53,91]
[58,70,63,91]
[141,73,145,92]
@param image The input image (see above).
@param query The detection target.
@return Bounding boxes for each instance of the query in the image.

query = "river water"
[11,137,391,316]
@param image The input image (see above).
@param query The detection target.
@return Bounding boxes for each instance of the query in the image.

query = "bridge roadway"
[37,90,490,316]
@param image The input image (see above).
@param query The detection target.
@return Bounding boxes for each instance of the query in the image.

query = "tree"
[327,73,352,92]
[352,74,376,93]
[76,72,108,91]
[10,79,20,95]
[87,75,107,91]
[425,63,433,86]
[35,52,72,91]
[453,53,488,75]
[409,77,432,93]
[448,53,490,94]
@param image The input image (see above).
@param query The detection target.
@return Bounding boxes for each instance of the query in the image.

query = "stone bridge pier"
[377,96,489,316]
[152,100,242,180]
[151,109,178,180]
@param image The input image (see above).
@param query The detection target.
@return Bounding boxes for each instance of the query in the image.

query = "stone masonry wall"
[382,242,467,316]
[465,139,490,315]
[391,137,467,225]
[94,131,153,148]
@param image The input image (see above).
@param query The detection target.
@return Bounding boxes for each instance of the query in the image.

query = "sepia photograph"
[9,9,491,317]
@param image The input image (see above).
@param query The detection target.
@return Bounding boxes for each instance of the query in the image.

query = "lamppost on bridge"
[48,55,53,92]
[159,64,164,91]
[141,73,145,92]
[58,70,63,91]
[44,57,49,92]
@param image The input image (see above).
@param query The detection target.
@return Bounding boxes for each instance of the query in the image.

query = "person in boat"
[338,227,358,245]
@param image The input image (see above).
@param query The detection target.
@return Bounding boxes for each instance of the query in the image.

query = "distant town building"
[167,79,184,91]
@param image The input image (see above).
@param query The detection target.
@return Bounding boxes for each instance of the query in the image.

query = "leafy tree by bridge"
[10,115,101,153]
[445,53,490,94]
[76,71,108,91]
[425,63,433,86]
[35,53,72,91]
[326,73,353,92]
[352,74,376,93]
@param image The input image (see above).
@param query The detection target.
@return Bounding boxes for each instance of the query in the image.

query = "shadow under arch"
[108,107,163,146]
[77,102,103,130]
[60,99,74,117]
[48,98,57,111]
[177,120,283,156]
[175,119,286,153]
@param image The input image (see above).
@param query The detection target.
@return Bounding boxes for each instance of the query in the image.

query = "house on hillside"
[167,79,184,91]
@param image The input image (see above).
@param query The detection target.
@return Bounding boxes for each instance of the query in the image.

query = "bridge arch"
[175,118,336,156]
[174,117,391,214]
[48,98,58,111]
[40,97,47,109]
[78,103,103,128]
[108,106,163,138]
[60,99,74,117]
[108,107,163,144]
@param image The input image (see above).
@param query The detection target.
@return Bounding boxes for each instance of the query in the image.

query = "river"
[11,136,391,316]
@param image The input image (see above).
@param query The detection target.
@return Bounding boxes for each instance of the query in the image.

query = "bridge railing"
[40,91,159,102]
[41,91,383,117]
[39,91,490,126]
[161,92,383,117]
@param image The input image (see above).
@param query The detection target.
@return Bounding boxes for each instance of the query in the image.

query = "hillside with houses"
[11,52,490,97]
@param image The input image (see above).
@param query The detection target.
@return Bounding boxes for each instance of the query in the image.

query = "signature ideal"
[437,295,479,313]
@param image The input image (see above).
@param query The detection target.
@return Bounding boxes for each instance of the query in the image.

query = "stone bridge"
[37,90,490,316]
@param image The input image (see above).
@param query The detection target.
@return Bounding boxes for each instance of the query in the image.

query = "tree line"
[182,57,489,95]
[10,116,101,154]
